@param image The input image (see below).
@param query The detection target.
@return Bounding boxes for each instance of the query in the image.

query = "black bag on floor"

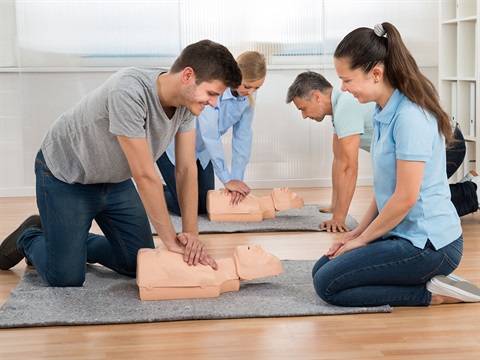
[446,123,466,179]
[450,181,479,217]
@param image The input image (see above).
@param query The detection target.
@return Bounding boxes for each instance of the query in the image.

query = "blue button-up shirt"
[167,88,255,184]
[371,89,461,249]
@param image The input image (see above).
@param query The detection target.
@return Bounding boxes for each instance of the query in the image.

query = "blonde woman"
[157,51,267,215]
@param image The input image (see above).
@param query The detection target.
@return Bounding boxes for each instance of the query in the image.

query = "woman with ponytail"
[157,51,267,215]
[312,23,479,307]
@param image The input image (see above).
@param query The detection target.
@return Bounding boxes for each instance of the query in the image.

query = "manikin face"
[236,245,270,261]
[271,187,304,211]
[334,57,376,104]
[292,92,328,122]
[235,77,266,97]
[234,244,283,280]
[273,188,300,201]
[182,78,227,116]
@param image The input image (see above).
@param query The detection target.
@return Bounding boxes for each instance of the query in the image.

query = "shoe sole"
[446,273,467,282]
[427,275,480,302]
[0,215,41,270]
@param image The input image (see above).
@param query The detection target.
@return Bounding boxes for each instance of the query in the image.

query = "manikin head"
[234,245,283,281]
[271,188,304,211]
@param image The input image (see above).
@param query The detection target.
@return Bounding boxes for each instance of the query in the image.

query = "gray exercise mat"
[0,261,391,328]
[151,204,359,234]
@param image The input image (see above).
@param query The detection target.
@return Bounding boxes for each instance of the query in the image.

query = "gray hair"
[286,71,332,103]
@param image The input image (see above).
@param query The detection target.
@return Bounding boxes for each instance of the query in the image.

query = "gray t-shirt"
[41,67,195,184]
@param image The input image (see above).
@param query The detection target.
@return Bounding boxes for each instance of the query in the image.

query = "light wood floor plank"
[0,187,479,359]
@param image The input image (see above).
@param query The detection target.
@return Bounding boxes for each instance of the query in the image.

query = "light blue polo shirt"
[371,89,461,250]
[166,88,255,184]
[330,88,375,151]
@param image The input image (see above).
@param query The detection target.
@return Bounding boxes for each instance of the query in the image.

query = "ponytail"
[335,22,452,143]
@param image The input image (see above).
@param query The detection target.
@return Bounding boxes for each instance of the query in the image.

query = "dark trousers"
[446,123,466,179]
[446,124,478,217]
[156,152,214,216]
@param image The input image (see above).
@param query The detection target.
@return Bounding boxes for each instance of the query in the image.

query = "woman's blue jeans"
[156,152,214,216]
[17,151,154,287]
[312,236,463,307]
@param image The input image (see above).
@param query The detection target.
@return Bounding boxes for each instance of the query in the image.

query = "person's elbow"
[403,195,419,209]
[133,170,160,190]
[175,161,197,180]
[394,192,418,212]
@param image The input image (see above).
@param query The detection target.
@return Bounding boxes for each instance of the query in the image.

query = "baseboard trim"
[1,177,373,197]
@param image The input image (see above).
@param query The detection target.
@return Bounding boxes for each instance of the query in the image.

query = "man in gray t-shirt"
[287,71,375,233]
[0,40,242,287]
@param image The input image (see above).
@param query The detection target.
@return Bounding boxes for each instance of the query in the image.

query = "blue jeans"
[312,235,463,307]
[17,151,154,287]
[156,152,214,216]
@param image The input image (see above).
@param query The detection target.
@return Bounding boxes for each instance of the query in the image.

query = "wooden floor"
[0,187,479,360]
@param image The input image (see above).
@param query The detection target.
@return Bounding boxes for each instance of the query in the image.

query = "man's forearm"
[135,175,178,247]
[332,165,358,222]
[175,166,199,234]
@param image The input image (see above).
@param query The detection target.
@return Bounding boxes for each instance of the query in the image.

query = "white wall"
[0,65,438,197]
[0,71,114,196]
[0,1,439,197]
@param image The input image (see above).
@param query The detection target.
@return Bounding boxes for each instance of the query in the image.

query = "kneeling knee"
[47,273,85,287]
[313,272,337,304]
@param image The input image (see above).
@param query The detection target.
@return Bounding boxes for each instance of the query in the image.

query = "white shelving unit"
[439,0,479,181]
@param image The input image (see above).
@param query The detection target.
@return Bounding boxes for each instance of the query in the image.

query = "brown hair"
[334,22,452,143]
[171,39,242,89]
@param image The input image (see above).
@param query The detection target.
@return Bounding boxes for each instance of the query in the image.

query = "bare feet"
[429,293,464,305]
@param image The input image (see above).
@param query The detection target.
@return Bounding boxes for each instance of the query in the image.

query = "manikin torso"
[206,188,304,222]
[137,245,283,300]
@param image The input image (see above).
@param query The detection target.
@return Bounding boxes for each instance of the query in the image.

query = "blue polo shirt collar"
[373,89,404,125]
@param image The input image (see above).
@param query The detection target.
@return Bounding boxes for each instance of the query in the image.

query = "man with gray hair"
[286,71,374,233]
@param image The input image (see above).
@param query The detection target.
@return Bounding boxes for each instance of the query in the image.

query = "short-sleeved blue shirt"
[371,89,461,249]
[331,88,375,151]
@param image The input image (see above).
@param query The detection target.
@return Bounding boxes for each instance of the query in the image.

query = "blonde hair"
[236,51,267,106]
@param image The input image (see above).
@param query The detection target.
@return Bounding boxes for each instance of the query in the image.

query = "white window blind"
[15,0,181,67]
[14,0,326,67]
[179,0,325,64]
[10,0,437,68]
